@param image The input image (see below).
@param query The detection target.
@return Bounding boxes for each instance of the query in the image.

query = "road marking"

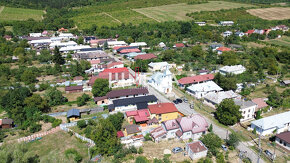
[0,6,5,14]
[103,12,122,24]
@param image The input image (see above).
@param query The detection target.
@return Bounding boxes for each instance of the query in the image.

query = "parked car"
[172,147,183,154]
[173,100,179,104]
[265,150,275,160]
[183,98,188,103]
[176,98,182,103]
[221,145,228,151]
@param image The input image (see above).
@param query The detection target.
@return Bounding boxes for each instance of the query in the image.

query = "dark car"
[172,147,183,154]
[173,100,179,104]
[176,98,182,103]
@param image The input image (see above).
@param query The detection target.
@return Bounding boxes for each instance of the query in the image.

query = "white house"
[58,33,75,40]
[235,31,245,37]
[219,65,246,75]
[59,45,91,53]
[49,41,77,48]
[107,41,127,48]
[158,42,166,48]
[204,90,240,108]
[195,22,206,26]
[29,33,42,37]
[220,21,234,26]
[187,81,223,99]
[234,99,257,122]
[223,31,233,37]
[251,111,290,136]
[148,62,169,71]
[186,141,208,160]
[148,66,172,94]
[129,42,147,47]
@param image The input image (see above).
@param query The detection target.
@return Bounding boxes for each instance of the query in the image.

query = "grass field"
[134,1,255,22]
[264,36,290,48]
[247,7,290,20]
[0,6,44,21]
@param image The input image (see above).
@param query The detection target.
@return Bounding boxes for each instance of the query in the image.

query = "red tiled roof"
[103,67,129,73]
[107,62,123,68]
[58,27,68,32]
[245,30,255,34]
[187,141,207,153]
[178,74,214,85]
[126,109,150,122]
[148,103,178,114]
[217,47,231,52]
[0,119,2,126]
[252,98,268,109]
[119,48,140,54]
[134,53,157,60]
[126,110,138,117]
[134,115,149,122]
[175,43,185,48]
[117,131,124,138]
[65,86,83,91]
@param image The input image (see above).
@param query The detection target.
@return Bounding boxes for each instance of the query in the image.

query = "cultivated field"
[0,6,44,21]
[134,1,255,22]
[247,7,290,20]
[264,36,290,48]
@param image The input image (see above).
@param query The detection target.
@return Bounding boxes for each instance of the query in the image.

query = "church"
[148,66,172,94]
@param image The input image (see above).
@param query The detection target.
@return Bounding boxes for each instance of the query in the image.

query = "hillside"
[0,6,44,21]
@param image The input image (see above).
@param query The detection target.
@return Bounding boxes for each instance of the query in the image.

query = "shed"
[67,109,80,121]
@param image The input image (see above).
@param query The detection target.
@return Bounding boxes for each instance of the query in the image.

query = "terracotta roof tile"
[178,74,214,85]
[148,103,178,114]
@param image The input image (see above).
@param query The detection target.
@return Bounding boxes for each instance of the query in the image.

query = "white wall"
[240,105,256,122]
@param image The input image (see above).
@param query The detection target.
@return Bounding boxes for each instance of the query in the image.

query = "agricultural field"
[247,7,290,20]
[0,6,44,21]
[264,36,290,48]
[133,1,255,22]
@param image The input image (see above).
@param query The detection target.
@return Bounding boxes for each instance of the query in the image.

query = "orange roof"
[217,47,231,52]
[178,74,214,85]
[102,67,128,73]
[148,103,178,114]
[175,43,185,48]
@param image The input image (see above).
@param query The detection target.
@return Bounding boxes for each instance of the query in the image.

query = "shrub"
[77,120,87,129]
[144,133,152,141]
[138,147,143,154]
[52,119,62,128]
[29,123,42,133]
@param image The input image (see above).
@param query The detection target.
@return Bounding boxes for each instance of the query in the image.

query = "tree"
[21,69,37,85]
[90,119,120,155]
[267,89,282,108]
[77,93,91,106]
[255,110,262,120]
[77,120,87,129]
[214,73,237,91]
[24,94,50,113]
[200,133,223,156]
[52,46,65,65]
[226,133,240,148]
[107,112,124,131]
[208,124,213,132]
[92,78,111,97]
[216,99,242,125]
[0,144,40,163]
[135,156,149,163]
[45,87,67,106]
[77,36,84,45]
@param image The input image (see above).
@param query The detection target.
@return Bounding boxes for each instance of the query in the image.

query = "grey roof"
[106,87,148,99]
[109,95,157,111]
[251,111,290,130]
[73,51,108,60]
[234,99,256,109]
[125,124,140,135]
[2,118,13,125]
[67,109,80,118]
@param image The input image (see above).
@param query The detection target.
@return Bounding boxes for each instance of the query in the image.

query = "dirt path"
[103,12,122,24]
[133,9,161,23]
[0,6,5,14]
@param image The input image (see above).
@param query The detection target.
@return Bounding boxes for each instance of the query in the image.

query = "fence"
[60,122,95,146]
[17,127,61,143]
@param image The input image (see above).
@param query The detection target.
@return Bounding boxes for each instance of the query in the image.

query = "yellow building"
[148,103,181,123]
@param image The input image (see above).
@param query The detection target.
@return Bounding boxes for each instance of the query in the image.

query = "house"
[148,103,180,123]
[148,66,172,94]
[275,131,290,151]
[252,98,268,112]
[119,48,141,54]
[195,22,206,26]
[148,62,169,71]
[173,43,185,48]
[198,70,210,75]
[187,81,223,99]
[89,59,101,67]
[124,124,141,136]
[178,74,214,88]
[49,41,78,48]
[219,21,234,26]
[204,90,240,107]
[107,61,124,69]
[129,42,148,47]
[0,118,14,129]
[126,109,150,127]
[108,95,158,112]
[223,31,232,37]
[228,44,243,50]
[29,33,42,37]
[150,126,167,142]
[79,47,103,53]
[58,33,75,40]
[254,29,264,35]
[219,65,246,75]
[186,141,208,160]
[235,31,245,37]
[58,27,68,33]
[216,47,231,54]
[210,43,223,50]
[264,29,272,35]
[59,45,91,53]
[84,36,96,43]
[107,41,127,48]
[73,76,84,82]
[73,51,108,61]
[94,87,149,105]
[121,134,144,148]
[65,86,83,93]
[251,111,290,136]
[3,35,12,41]
[276,25,289,32]
[245,30,255,35]
[134,53,157,60]
[234,99,257,122]
[158,42,166,48]
[117,131,124,138]
[67,109,80,121]
[280,80,290,86]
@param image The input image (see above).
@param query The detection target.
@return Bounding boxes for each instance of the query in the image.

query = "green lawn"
[0,6,44,21]
[264,36,290,48]
[133,1,255,22]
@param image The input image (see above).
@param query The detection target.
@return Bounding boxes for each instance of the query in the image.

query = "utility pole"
[257,130,262,163]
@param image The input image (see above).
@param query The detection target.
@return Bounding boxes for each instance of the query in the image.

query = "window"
[248,115,250,118]
[248,109,250,112]
[243,111,246,114]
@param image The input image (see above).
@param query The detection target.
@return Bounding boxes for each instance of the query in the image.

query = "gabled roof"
[216,47,231,52]
[93,96,107,102]
[65,86,83,91]
[187,141,207,153]
[276,131,290,144]
[102,67,129,73]
[176,114,208,134]
[252,98,268,109]
[148,103,178,115]
[245,30,255,34]
[150,126,167,140]
[126,109,150,122]
[251,111,290,130]
[125,124,140,135]
[119,48,141,54]
[109,95,158,110]
[204,90,240,105]
[117,131,124,138]
[178,74,214,85]
[107,61,123,68]
[67,109,80,118]
[73,76,84,81]
[187,81,223,93]
[134,53,157,60]
[162,119,179,130]
[106,87,149,99]
[175,43,185,48]
[234,99,257,110]
[2,118,13,125]
[90,59,101,65]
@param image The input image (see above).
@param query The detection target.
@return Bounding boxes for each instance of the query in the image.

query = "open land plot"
[264,36,290,48]
[133,1,255,22]
[0,6,44,21]
[110,10,157,25]
[25,131,89,162]
[247,7,290,20]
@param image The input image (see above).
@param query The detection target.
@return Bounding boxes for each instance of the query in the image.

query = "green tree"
[92,78,111,97]
[45,87,67,106]
[226,132,240,148]
[208,124,213,132]
[76,93,91,106]
[216,99,242,125]
[135,156,149,163]
[21,69,37,85]
[267,89,282,107]
[255,110,262,120]
[0,144,40,163]
[107,112,124,131]
[24,94,50,113]
[52,47,65,65]
[200,133,223,156]
[77,120,87,129]
[77,36,84,45]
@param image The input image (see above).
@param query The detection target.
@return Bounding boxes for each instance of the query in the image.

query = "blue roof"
[67,109,80,118]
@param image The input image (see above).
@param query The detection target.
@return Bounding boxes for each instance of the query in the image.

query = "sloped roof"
[178,74,214,85]
[176,114,208,134]
[216,47,231,52]
[110,95,158,110]
[187,81,223,93]
[150,126,167,140]
[67,109,80,118]
[251,111,290,130]
[2,118,13,125]
[125,124,140,135]
[107,62,123,68]
[93,96,107,102]
[65,86,83,91]
[117,131,124,138]
[175,43,185,48]
[187,141,207,153]
[135,53,157,60]
[204,90,239,104]
[162,119,179,131]
[252,98,268,109]
[276,131,290,144]
[148,103,178,115]
[234,99,257,110]
[106,87,148,99]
